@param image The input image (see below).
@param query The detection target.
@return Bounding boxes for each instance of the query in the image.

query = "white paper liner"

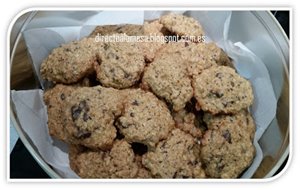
[11,10,277,178]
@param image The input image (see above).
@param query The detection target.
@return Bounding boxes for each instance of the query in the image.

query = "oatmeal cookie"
[201,110,255,178]
[40,37,98,84]
[142,53,193,111]
[116,89,174,148]
[64,85,124,150]
[193,66,254,114]
[158,41,232,77]
[142,129,206,178]
[94,34,145,89]
[69,140,139,178]
[159,13,204,40]
[43,84,76,141]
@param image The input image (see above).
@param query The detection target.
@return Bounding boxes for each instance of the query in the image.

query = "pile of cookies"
[41,13,256,178]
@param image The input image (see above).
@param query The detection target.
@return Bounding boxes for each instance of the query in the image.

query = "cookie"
[173,109,202,139]
[89,24,144,37]
[94,34,145,89]
[192,66,254,114]
[142,129,206,178]
[43,84,76,141]
[64,85,124,150]
[201,110,256,178]
[142,53,193,111]
[159,14,204,40]
[141,20,165,62]
[40,37,98,84]
[158,41,232,77]
[69,140,139,178]
[116,89,174,148]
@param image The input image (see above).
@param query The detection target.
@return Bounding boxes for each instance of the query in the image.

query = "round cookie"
[40,37,98,84]
[142,129,206,178]
[64,85,124,150]
[43,84,76,141]
[159,13,204,40]
[116,89,174,148]
[200,110,256,178]
[192,66,254,114]
[142,53,193,111]
[158,41,232,77]
[69,140,139,178]
[94,34,145,89]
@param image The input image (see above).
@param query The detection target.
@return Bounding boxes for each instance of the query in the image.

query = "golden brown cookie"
[69,140,139,178]
[158,41,232,77]
[43,84,76,141]
[116,89,174,149]
[40,38,98,84]
[94,34,145,89]
[142,129,206,178]
[192,66,254,114]
[142,53,193,111]
[159,13,205,40]
[201,110,256,178]
[64,85,124,150]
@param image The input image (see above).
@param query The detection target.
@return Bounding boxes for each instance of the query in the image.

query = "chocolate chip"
[130,113,134,117]
[217,163,225,172]
[103,43,109,50]
[222,130,232,143]
[176,140,182,145]
[215,72,223,79]
[230,81,235,87]
[161,141,167,149]
[76,130,91,139]
[124,72,130,79]
[116,26,123,32]
[83,112,90,122]
[184,41,189,47]
[79,100,87,109]
[79,100,90,112]
[71,105,82,121]
[132,100,139,106]
[107,52,118,59]
[64,48,71,52]
[215,92,224,98]
[210,91,223,98]
[60,93,65,100]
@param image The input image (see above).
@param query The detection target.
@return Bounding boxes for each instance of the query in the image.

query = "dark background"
[10,11,289,178]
